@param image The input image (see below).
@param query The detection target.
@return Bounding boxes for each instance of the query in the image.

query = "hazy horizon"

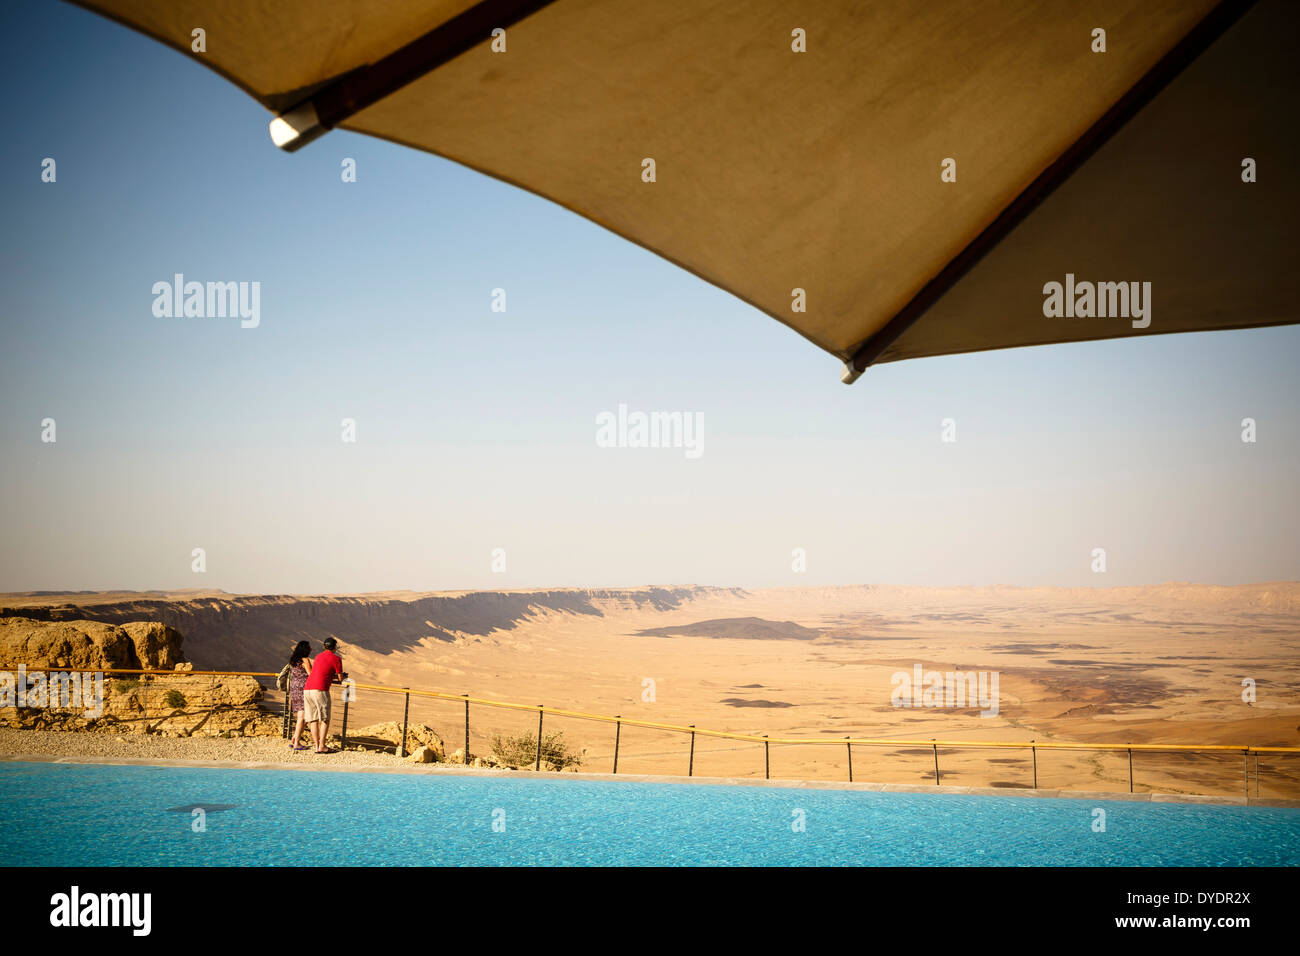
[3,579,1299,600]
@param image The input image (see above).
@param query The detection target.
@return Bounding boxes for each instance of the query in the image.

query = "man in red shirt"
[302,638,346,753]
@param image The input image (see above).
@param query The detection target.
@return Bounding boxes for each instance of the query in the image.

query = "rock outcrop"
[0,617,185,671]
[2,672,279,738]
[350,721,445,760]
[119,622,186,670]
[0,617,277,738]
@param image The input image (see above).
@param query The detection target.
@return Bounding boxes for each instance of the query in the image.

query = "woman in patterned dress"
[288,641,312,751]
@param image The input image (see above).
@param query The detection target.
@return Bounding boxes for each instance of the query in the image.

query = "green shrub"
[113,680,139,694]
[162,689,186,709]
[490,730,582,770]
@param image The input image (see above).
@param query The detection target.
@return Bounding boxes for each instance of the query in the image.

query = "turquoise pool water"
[2,761,1297,866]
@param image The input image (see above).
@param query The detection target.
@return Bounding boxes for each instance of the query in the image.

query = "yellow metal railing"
[12,666,1299,794]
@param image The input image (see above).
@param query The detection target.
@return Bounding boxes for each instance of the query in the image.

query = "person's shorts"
[302,689,331,724]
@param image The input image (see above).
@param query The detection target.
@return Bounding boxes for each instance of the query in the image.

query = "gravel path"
[0,728,423,769]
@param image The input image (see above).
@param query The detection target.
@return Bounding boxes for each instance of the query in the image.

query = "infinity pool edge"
[3,752,1296,809]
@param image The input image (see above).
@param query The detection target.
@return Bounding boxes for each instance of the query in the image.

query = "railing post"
[280,674,289,740]
[764,735,769,780]
[1032,741,1037,789]
[1243,749,1249,798]
[1128,747,1134,793]
[339,694,349,751]
[846,737,853,783]
[688,725,695,777]
[399,690,410,758]
[933,741,940,786]
[535,706,544,771]
[612,717,621,774]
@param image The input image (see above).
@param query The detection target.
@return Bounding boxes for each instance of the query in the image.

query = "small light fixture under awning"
[269,102,326,152]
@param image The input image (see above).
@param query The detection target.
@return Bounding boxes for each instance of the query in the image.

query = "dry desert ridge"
[1,582,1297,799]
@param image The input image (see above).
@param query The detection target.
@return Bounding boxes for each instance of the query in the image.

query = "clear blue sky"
[1,1,1297,593]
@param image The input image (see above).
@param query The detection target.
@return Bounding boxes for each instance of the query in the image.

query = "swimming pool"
[2,761,1296,866]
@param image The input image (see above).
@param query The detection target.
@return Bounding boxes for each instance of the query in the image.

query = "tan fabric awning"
[73,0,1297,380]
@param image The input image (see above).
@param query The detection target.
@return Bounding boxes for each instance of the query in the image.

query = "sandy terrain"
[3,583,1298,797]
